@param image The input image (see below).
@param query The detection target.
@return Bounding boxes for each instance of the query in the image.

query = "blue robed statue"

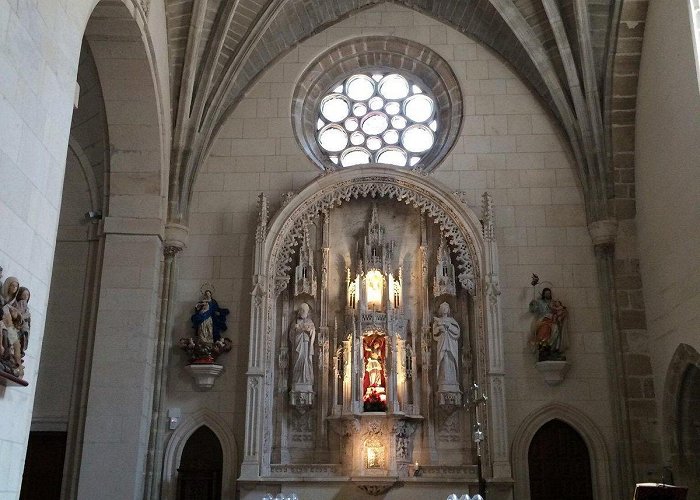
[191,289,230,342]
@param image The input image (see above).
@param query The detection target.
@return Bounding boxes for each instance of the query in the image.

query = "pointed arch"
[162,409,238,500]
[662,343,700,481]
[511,403,613,500]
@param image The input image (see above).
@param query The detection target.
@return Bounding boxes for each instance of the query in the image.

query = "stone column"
[142,224,188,499]
[590,219,634,499]
[481,193,511,480]
[76,217,164,500]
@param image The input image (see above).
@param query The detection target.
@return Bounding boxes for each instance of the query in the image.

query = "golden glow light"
[365,269,384,309]
[366,446,382,468]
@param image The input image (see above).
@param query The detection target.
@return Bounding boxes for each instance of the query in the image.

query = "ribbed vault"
[163,0,628,226]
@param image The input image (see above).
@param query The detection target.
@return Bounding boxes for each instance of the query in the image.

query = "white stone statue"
[289,303,316,391]
[432,302,461,391]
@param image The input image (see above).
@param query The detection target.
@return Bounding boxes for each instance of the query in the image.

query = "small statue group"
[179,286,232,364]
[529,276,568,361]
[0,268,31,378]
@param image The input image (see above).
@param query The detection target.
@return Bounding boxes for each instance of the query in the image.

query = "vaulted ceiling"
[162,0,633,225]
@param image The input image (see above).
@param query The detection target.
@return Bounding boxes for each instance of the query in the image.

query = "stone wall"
[170,3,616,492]
[636,0,700,472]
[0,0,172,498]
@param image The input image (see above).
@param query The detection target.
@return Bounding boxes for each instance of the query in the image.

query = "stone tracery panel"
[269,174,479,297]
[242,167,510,492]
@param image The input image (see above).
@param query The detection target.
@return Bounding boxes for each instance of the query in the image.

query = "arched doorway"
[677,364,700,494]
[177,426,223,500]
[528,419,593,500]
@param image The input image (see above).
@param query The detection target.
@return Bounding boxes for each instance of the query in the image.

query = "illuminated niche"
[343,205,407,414]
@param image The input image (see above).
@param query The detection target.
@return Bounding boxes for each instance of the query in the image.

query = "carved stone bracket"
[289,390,314,411]
[535,360,570,385]
[356,482,397,496]
[184,363,224,391]
[437,391,463,408]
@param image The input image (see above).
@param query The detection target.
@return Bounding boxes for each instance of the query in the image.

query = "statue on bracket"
[0,269,31,380]
[432,302,462,406]
[289,302,316,408]
[179,284,232,364]
[529,274,567,362]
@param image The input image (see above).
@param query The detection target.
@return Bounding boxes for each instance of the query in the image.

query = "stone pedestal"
[535,360,570,385]
[184,364,225,391]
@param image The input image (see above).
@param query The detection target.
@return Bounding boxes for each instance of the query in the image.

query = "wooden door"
[528,419,594,500]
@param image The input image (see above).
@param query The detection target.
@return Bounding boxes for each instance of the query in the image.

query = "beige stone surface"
[636,0,700,472]
[169,6,615,494]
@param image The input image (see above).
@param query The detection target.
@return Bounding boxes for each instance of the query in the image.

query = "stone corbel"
[588,218,617,248]
[535,360,570,386]
[184,363,225,391]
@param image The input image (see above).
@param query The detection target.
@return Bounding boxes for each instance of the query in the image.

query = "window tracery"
[316,73,437,168]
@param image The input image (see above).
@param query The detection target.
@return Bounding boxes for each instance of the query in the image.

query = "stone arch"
[163,409,238,500]
[662,343,700,483]
[511,403,613,500]
[291,36,463,173]
[83,0,168,222]
[242,165,511,480]
[263,167,484,298]
[69,1,171,498]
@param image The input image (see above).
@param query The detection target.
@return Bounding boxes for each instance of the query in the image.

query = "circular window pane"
[385,102,400,115]
[350,131,365,145]
[318,125,348,152]
[366,136,382,151]
[401,124,434,153]
[391,115,407,130]
[404,94,434,123]
[383,129,399,144]
[369,96,384,111]
[377,147,407,167]
[378,74,409,100]
[353,102,367,117]
[320,94,350,122]
[341,147,371,167]
[346,75,375,101]
[312,70,447,170]
[345,117,358,131]
[361,112,389,135]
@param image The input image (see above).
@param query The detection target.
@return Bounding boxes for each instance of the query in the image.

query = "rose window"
[315,73,438,168]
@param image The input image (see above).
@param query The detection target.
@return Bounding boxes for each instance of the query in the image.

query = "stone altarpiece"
[240,168,512,497]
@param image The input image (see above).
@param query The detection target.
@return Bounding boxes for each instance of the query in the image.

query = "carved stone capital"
[588,219,617,248]
[164,222,189,251]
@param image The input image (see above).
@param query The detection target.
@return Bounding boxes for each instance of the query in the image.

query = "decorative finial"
[481,192,495,241]
[256,193,268,242]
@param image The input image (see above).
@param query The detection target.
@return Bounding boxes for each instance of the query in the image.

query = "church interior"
[0,0,699,499]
